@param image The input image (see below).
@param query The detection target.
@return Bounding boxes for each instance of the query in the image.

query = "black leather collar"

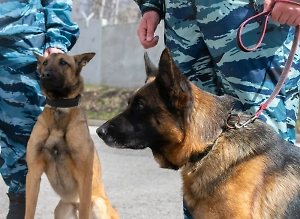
[46,95,81,108]
[189,144,213,163]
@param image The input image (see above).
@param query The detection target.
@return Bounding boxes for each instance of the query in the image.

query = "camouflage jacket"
[134,0,165,18]
[0,0,79,56]
[133,0,300,147]
[134,0,300,17]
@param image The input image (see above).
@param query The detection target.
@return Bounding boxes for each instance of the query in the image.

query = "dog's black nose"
[96,124,108,138]
[41,71,52,79]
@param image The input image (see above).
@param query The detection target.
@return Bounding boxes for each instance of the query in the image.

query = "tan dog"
[25,52,119,219]
[97,49,300,219]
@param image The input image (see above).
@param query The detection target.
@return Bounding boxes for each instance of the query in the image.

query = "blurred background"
[73,0,140,24]
[70,0,165,88]
[70,0,167,121]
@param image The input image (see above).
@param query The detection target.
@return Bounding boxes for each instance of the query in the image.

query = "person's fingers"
[137,16,147,39]
[264,0,274,11]
[271,2,300,26]
[49,48,64,54]
[138,35,159,49]
[137,21,150,49]
[291,16,300,26]
[43,50,50,57]
[146,35,159,48]
[277,13,289,24]
[43,48,64,57]
[286,15,298,26]
[137,26,146,44]
[136,11,160,49]
[143,11,159,41]
[270,7,282,22]
[145,21,156,42]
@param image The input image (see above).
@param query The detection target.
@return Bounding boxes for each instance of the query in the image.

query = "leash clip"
[226,113,257,129]
[234,115,257,129]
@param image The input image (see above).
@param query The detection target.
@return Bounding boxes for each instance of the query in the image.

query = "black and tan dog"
[97,48,300,219]
[25,52,119,219]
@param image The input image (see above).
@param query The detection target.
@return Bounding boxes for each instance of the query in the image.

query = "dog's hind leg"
[91,197,119,219]
[91,198,108,219]
[54,200,78,219]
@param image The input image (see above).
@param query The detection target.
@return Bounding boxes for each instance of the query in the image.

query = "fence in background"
[70,19,165,88]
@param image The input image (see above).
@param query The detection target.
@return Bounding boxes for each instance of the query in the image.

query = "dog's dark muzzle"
[40,71,64,90]
[41,70,53,79]
[96,122,109,139]
[96,121,121,147]
[97,120,148,150]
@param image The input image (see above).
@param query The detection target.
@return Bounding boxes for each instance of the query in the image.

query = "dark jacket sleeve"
[42,0,80,52]
[134,0,165,19]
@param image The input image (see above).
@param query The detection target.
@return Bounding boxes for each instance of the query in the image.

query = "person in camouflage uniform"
[0,1,79,218]
[133,0,300,218]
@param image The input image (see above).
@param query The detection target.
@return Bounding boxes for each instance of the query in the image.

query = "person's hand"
[264,0,300,26]
[43,47,64,57]
[137,11,160,49]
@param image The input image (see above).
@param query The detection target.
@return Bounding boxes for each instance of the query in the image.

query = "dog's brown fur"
[25,52,119,219]
[97,48,300,219]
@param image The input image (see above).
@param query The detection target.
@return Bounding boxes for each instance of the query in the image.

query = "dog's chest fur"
[37,106,87,202]
[39,107,74,159]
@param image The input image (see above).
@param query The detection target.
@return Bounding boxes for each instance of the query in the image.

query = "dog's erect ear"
[74,52,96,68]
[144,52,158,83]
[33,52,45,74]
[73,53,95,75]
[155,48,192,111]
[33,52,45,64]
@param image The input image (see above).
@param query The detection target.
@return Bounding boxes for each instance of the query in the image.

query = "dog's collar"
[189,144,213,163]
[46,95,81,108]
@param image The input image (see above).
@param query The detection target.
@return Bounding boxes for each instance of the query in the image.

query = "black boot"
[6,193,25,219]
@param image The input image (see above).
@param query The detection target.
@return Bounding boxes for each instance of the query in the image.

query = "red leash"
[234,0,300,128]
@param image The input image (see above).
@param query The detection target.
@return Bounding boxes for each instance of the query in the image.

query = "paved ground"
[0,126,183,219]
[1,124,299,219]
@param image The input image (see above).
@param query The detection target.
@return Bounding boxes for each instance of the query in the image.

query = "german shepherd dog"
[97,48,300,219]
[25,52,119,219]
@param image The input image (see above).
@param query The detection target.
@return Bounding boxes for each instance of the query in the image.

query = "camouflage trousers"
[0,58,45,194]
[163,0,300,218]
[165,0,300,145]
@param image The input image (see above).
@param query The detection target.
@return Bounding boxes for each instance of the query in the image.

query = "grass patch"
[81,86,135,120]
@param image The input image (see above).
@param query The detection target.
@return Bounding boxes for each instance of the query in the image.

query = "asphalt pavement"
[2,124,299,219]
[0,126,183,219]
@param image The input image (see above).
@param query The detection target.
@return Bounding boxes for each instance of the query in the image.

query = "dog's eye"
[60,60,67,66]
[135,100,145,109]
[130,97,146,111]
[42,61,47,66]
